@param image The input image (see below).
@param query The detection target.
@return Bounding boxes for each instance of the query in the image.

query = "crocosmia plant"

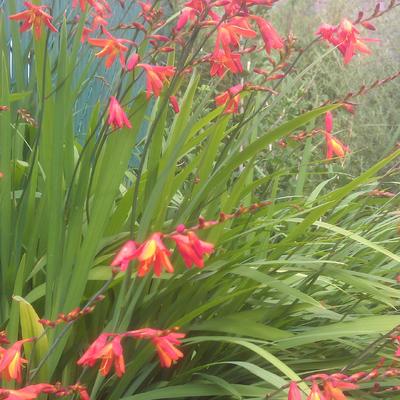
[1,0,400,399]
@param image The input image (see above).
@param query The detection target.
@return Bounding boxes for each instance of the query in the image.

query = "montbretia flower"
[306,374,358,400]
[134,233,174,277]
[137,64,176,99]
[72,0,92,11]
[323,381,350,400]
[288,381,302,400]
[111,240,138,271]
[222,0,277,16]
[108,96,132,129]
[215,84,244,114]
[0,338,31,383]
[127,328,185,368]
[91,13,109,30]
[170,231,214,269]
[316,18,378,64]
[0,384,55,400]
[209,49,243,77]
[251,16,283,54]
[88,30,133,69]
[215,17,257,54]
[307,382,326,400]
[175,0,214,30]
[9,2,58,40]
[54,384,90,400]
[77,334,125,377]
[176,7,198,31]
[324,111,349,160]
[73,0,111,13]
[81,26,94,43]
[126,53,140,71]
[169,96,180,113]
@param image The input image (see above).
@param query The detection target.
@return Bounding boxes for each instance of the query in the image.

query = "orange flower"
[72,0,91,11]
[169,96,180,113]
[215,84,244,114]
[137,64,176,99]
[127,328,185,368]
[251,15,283,54]
[126,53,140,71]
[325,133,349,159]
[111,240,138,271]
[216,17,257,54]
[9,2,57,40]
[108,96,132,129]
[316,19,378,64]
[307,382,326,400]
[134,233,174,277]
[324,112,349,159]
[170,231,214,269]
[288,381,302,400]
[77,334,125,377]
[323,381,347,400]
[0,338,31,383]
[176,7,198,31]
[209,49,243,77]
[0,384,55,400]
[88,30,133,69]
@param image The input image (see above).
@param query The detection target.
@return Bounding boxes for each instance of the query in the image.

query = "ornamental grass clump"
[1,0,400,399]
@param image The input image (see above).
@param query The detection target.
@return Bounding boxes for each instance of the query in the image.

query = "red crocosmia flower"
[324,112,349,160]
[251,16,283,54]
[152,333,185,368]
[325,111,333,133]
[361,21,376,31]
[176,0,212,30]
[169,96,180,113]
[170,231,214,269]
[0,384,55,400]
[88,30,133,69]
[9,2,58,40]
[0,338,31,383]
[176,7,197,31]
[342,102,356,114]
[137,64,176,99]
[91,13,109,30]
[288,381,302,400]
[134,233,174,277]
[69,384,90,400]
[323,380,358,400]
[336,19,377,64]
[81,26,94,43]
[323,382,346,400]
[72,0,92,11]
[325,132,349,159]
[77,334,125,377]
[108,96,132,129]
[127,328,186,368]
[215,17,257,54]
[307,382,326,400]
[316,18,378,64]
[221,0,276,16]
[316,23,337,42]
[111,240,138,271]
[126,53,140,71]
[209,49,243,77]
[215,84,244,114]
